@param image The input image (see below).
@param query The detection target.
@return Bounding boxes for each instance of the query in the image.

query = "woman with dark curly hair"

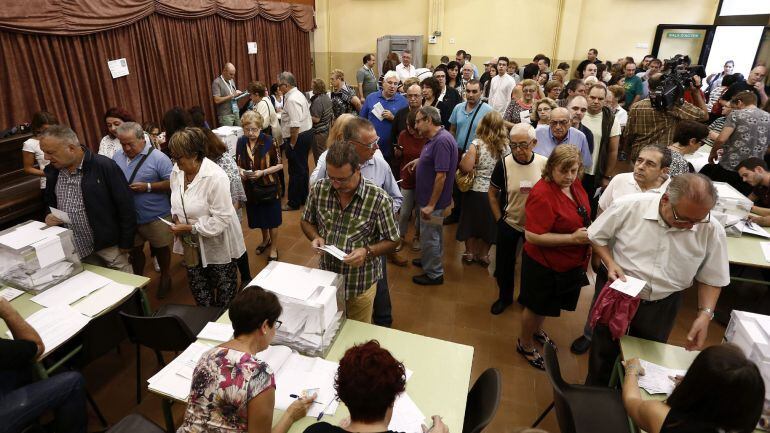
[179,286,315,433]
[99,106,135,158]
[304,340,447,433]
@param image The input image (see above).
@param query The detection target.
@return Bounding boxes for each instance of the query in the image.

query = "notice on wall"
[247,42,258,54]
[108,58,129,78]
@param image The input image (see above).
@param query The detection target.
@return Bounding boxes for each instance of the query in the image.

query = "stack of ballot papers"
[25,270,135,317]
[389,392,426,433]
[248,261,343,356]
[211,125,243,136]
[5,305,91,357]
[635,359,687,395]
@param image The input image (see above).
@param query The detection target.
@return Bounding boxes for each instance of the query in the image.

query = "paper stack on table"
[388,392,426,433]
[148,341,215,400]
[29,270,112,308]
[636,359,687,395]
[196,322,234,342]
[5,305,91,357]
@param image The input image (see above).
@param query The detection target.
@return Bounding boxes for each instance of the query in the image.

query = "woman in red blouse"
[517,145,592,369]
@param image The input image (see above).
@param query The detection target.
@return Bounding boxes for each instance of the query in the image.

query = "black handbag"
[248,182,280,203]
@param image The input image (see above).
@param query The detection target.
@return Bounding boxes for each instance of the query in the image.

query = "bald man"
[212,62,244,126]
[488,124,547,315]
[720,65,768,107]
[533,107,593,169]
[585,174,729,386]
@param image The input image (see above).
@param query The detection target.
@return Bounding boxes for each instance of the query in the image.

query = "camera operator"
[621,72,708,165]
[719,65,767,108]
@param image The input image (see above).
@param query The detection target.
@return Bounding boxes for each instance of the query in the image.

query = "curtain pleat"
[0,13,311,149]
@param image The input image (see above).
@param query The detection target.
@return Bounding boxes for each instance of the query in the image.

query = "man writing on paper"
[114,122,174,298]
[0,298,88,433]
[212,62,243,126]
[585,174,729,386]
[301,141,400,323]
[41,125,135,273]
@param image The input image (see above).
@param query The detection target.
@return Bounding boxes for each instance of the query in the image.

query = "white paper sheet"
[738,220,770,238]
[196,322,234,342]
[0,226,48,249]
[49,207,71,224]
[247,42,258,54]
[73,282,134,317]
[251,262,326,301]
[388,392,426,433]
[0,287,24,301]
[274,354,339,417]
[6,305,91,357]
[609,275,646,297]
[636,359,687,395]
[315,245,346,260]
[157,216,174,226]
[30,270,112,308]
[148,341,214,399]
[107,58,129,78]
[31,236,65,268]
[41,226,67,236]
[761,242,770,262]
[371,102,385,121]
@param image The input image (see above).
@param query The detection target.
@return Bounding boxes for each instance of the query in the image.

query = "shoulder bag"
[455,142,480,192]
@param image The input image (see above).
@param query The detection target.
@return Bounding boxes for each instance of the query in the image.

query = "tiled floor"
[79,185,727,433]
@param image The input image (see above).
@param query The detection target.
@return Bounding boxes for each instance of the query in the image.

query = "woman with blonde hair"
[456,111,510,266]
[517,145,591,369]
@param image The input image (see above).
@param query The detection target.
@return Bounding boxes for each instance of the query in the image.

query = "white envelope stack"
[248,261,345,357]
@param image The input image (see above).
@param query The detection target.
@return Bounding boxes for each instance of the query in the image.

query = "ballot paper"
[762,242,770,263]
[148,341,214,399]
[73,282,134,317]
[157,216,174,226]
[196,322,234,342]
[273,354,340,418]
[315,245,346,260]
[0,287,24,301]
[636,359,687,395]
[609,275,646,297]
[371,102,386,121]
[49,207,71,224]
[30,270,112,308]
[0,224,49,249]
[6,305,91,357]
[31,236,65,268]
[388,392,427,433]
[250,262,335,301]
[738,220,770,239]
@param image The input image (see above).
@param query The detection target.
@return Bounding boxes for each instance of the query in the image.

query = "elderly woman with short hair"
[168,127,246,307]
[247,80,281,141]
[531,98,558,127]
[310,78,334,163]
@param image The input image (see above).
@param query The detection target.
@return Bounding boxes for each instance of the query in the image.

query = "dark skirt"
[245,198,282,229]
[456,190,497,243]
[518,251,585,317]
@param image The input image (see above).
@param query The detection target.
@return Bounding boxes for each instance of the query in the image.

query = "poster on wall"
[107,58,129,79]
[247,42,258,54]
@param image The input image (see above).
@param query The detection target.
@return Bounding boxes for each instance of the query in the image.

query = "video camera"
[649,54,706,111]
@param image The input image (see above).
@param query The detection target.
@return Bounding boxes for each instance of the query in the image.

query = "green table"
[0,264,150,361]
[165,317,475,433]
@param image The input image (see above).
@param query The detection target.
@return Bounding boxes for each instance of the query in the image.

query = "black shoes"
[412,274,443,285]
[411,258,422,267]
[570,335,592,354]
[490,299,512,315]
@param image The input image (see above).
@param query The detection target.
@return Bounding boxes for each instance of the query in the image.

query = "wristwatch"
[698,307,715,320]
[147,182,152,192]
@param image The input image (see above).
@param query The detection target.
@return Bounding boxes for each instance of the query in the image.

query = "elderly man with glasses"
[301,140,400,323]
[585,173,728,386]
[534,107,593,169]
[360,70,409,162]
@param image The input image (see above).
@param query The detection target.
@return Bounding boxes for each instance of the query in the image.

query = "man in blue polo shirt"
[534,107,593,169]
[360,70,408,160]
[114,122,174,298]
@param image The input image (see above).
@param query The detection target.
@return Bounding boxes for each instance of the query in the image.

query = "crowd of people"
[5,47,770,432]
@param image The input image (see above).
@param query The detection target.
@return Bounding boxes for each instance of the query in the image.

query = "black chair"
[120,304,222,403]
[537,342,632,433]
[107,413,165,433]
[462,368,501,433]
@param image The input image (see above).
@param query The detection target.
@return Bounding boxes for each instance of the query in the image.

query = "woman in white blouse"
[98,107,135,158]
[22,111,58,189]
[168,127,246,307]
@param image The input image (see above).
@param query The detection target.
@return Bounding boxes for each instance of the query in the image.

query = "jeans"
[419,208,445,279]
[373,256,392,326]
[285,130,313,208]
[0,370,87,433]
[398,188,419,238]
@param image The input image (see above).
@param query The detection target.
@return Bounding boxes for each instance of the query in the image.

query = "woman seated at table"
[667,120,709,177]
[178,286,315,433]
[304,340,448,433]
[623,344,763,433]
[517,145,591,370]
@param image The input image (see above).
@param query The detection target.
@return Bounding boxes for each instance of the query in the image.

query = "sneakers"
[411,258,422,267]
[570,335,592,354]
[412,274,443,285]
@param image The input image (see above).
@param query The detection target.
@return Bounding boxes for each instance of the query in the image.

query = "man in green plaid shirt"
[301,140,400,323]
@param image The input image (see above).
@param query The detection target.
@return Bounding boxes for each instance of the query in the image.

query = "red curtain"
[0,13,311,148]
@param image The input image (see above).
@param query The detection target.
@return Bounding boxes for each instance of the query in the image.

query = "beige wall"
[313,0,719,88]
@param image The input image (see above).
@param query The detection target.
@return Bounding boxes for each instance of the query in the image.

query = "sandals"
[255,239,272,255]
[462,253,475,264]
[516,339,545,370]
[267,250,279,262]
[534,330,557,352]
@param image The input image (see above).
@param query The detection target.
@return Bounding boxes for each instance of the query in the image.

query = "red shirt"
[397,129,427,190]
[523,178,591,272]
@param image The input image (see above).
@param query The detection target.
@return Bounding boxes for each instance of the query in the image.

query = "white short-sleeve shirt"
[22,137,48,189]
[588,193,730,301]
[598,172,669,212]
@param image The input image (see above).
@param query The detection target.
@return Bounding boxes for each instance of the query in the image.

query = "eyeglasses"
[577,205,591,227]
[671,202,710,225]
[274,320,283,330]
[550,119,570,126]
[351,136,380,149]
[328,171,356,184]
[510,141,530,149]
[244,127,261,133]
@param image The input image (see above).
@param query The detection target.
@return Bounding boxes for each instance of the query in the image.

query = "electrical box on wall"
[429,36,437,44]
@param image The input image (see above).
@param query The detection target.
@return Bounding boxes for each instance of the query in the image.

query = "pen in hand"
[289,394,322,404]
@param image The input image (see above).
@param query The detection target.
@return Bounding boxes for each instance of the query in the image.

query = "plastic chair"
[539,342,631,433]
[462,368,501,433]
[107,413,165,433]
